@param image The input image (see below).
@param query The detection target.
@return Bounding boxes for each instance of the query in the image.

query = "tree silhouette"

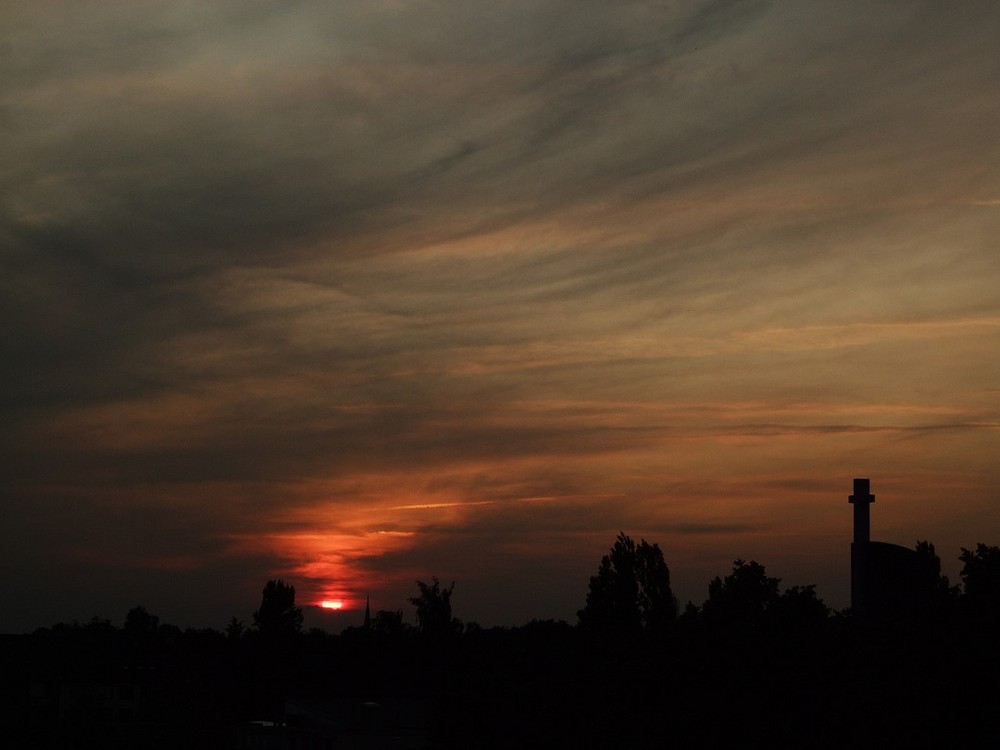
[225,616,245,641]
[702,559,780,627]
[959,543,1000,616]
[409,577,455,636]
[124,605,159,637]
[578,532,676,637]
[372,609,406,635]
[252,579,303,639]
[914,540,959,609]
[768,584,829,628]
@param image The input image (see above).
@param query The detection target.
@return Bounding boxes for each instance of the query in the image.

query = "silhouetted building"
[850,478,936,623]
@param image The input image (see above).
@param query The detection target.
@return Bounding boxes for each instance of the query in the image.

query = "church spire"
[363,593,371,629]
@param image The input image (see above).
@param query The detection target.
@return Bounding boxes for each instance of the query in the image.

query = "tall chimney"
[849,478,875,622]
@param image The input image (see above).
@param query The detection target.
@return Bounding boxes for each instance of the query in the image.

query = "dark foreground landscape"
[4,537,999,749]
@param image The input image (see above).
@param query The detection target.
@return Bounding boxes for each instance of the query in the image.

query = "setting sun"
[321,600,344,610]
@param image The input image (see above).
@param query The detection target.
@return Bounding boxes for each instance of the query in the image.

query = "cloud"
[3,0,999,629]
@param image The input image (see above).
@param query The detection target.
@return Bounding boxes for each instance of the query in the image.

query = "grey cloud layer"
[3,0,999,628]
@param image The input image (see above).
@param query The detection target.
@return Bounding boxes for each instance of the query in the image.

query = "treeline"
[5,536,1000,748]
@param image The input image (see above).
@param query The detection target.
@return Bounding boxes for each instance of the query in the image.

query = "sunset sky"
[3,1,999,633]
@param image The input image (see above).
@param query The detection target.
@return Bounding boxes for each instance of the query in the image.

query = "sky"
[2,1,999,633]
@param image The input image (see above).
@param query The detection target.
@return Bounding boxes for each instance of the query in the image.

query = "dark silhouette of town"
[4,479,999,748]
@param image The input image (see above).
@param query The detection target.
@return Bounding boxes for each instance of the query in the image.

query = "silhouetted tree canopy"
[702,559,780,627]
[769,584,829,628]
[702,560,832,629]
[252,579,303,639]
[372,608,406,635]
[578,532,677,637]
[959,543,1000,615]
[914,540,959,608]
[225,616,245,641]
[409,577,455,636]
[124,605,159,637]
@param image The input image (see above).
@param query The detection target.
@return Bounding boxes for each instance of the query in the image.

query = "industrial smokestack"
[849,478,875,622]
